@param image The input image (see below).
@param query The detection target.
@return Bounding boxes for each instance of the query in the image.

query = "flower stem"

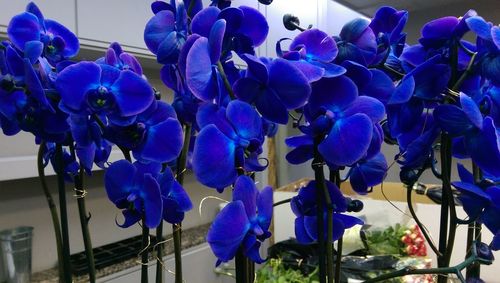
[55,144,72,283]
[74,165,96,282]
[438,133,456,283]
[155,221,163,283]
[313,137,328,283]
[37,142,65,282]
[466,164,483,279]
[141,221,150,283]
[216,61,235,100]
[329,170,343,283]
[235,248,249,283]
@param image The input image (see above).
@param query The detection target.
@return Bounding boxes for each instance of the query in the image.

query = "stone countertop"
[31,223,211,283]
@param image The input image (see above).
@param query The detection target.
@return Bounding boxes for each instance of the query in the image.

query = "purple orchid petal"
[7,12,41,51]
[342,60,372,88]
[6,44,26,77]
[142,174,163,228]
[466,16,492,40]
[151,1,174,14]
[308,76,358,118]
[207,201,250,262]
[162,198,185,224]
[105,160,136,203]
[286,145,314,165]
[465,117,500,176]
[388,76,415,105]
[233,77,261,103]
[290,29,338,62]
[344,96,385,123]
[289,60,324,82]
[319,114,373,166]
[361,69,395,104]
[134,118,183,163]
[117,210,142,228]
[56,61,101,112]
[233,175,258,219]
[238,6,269,47]
[144,10,176,54]
[295,217,314,243]
[24,59,51,111]
[178,34,201,76]
[24,40,43,63]
[100,64,121,86]
[492,26,500,49]
[434,104,474,136]
[457,163,474,184]
[257,186,273,231]
[169,181,193,212]
[268,58,311,109]
[286,135,313,147]
[460,93,483,129]
[186,37,218,101]
[255,88,289,124]
[209,19,226,63]
[349,153,387,195]
[226,100,262,140]
[192,125,237,189]
[44,19,79,57]
[240,54,269,83]
[112,70,154,116]
[191,6,220,38]
[26,2,45,27]
[119,53,143,75]
[421,16,459,40]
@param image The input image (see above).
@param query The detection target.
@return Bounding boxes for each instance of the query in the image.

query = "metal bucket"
[0,227,33,283]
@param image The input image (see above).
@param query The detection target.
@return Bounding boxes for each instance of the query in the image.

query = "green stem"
[141,221,150,283]
[55,144,72,283]
[466,164,483,279]
[37,143,65,282]
[216,61,235,100]
[74,165,96,283]
[335,237,342,283]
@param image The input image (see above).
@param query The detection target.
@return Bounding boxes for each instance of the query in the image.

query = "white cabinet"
[76,0,152,52]
[0,0,76,33]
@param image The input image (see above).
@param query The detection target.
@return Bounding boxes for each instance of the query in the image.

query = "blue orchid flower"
[334,19,378,66]
[301,75,385,167]
[348,152,388,195]
[434,93,500,176]
[192,100,264,190]
[185,19,227,102]
[144,2,188,65]
[157,166,192,224]
[291,180,363,243]
[105,160,163,228]
[7,2,79,64]
[105,101,184,164]
[452,164,500,250]
[191,5,268,55]
[233,54,311,124]
[369,6,408,63]
[465,16,500,86]
[96,42,143,75]
[207,175,273,265]
[277,28,345,82]
[56,61,154,124]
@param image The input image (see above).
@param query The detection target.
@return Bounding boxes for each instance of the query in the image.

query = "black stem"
[74,164,96,283]
[172,223,183,283]
[235,248,248,283]
[313,137,327,283]
[406,186,443,257]
[141,221,150,283]
[155,222,163,283]
[37,142,65,281]
[273,198,292,207]
[466,164,483,279]
[171,123,192,283]
[55,144,72,283]
[335,237,343,283]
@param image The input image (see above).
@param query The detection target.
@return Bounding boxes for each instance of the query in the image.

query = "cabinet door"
[77,0,152,51]
[0,0,76,33]
[262,0,319,58]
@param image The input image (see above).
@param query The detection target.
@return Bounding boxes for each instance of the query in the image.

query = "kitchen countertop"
[31,223,211,283]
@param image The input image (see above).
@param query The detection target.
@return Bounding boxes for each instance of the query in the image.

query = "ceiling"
[335,0,475,16]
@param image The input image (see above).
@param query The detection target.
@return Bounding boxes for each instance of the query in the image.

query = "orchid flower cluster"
[1,2,191,230]
[2,0,500,281]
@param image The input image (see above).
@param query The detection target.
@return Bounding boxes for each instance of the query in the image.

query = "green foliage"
[255,258,320,283]
[365,224,407,256]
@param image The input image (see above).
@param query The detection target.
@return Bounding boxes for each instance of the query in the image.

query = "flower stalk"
[37,142,65,282]
[55,144,73,283]
[313,136,328,283]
